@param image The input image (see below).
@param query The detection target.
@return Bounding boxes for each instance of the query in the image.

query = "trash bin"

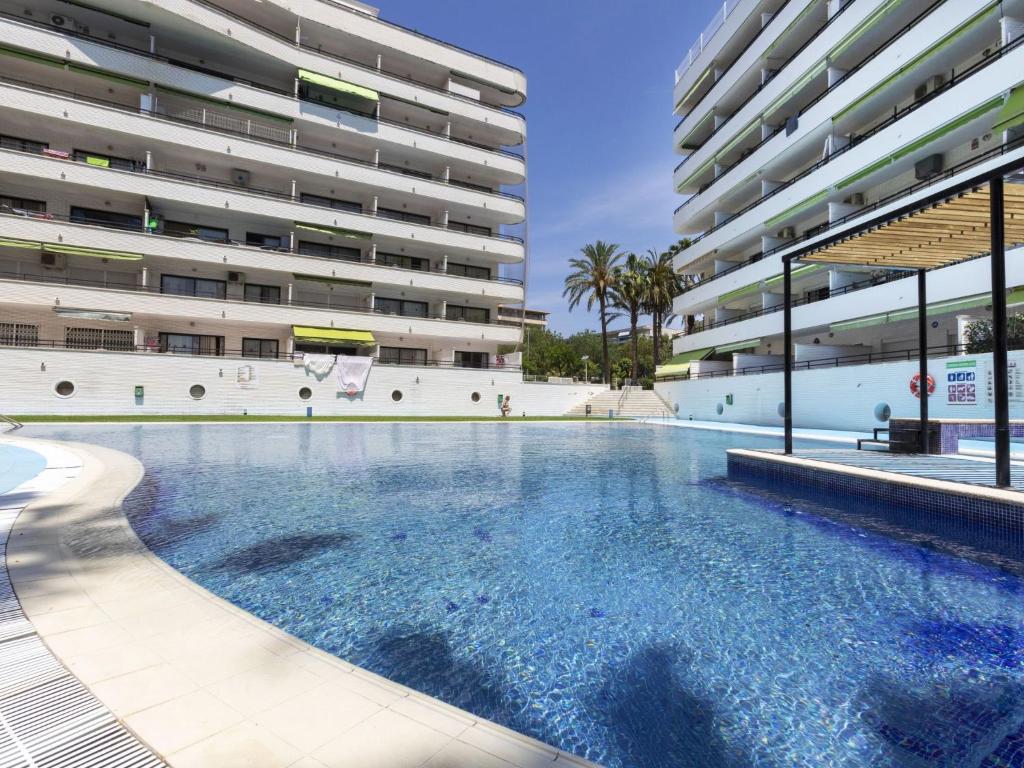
[306,406,313,418]
[585,404,592,417]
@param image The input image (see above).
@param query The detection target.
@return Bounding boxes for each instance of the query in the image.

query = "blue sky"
[377,0,725,334]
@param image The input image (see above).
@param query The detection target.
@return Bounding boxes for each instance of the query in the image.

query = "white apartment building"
[0,0,601,414]
[658,0,1024,430]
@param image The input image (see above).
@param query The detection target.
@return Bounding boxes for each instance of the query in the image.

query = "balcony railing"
[0,270,505,325]
[686,268,916,335]
[0,74,525,201]
[0,336,524,369]
[675,0,745,84]
[0,209,525,287]
[2,144,525,245]
[658,342,986,382]
[674,30,1024,254]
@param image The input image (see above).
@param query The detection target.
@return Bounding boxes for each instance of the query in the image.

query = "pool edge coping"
[2,434,600,768]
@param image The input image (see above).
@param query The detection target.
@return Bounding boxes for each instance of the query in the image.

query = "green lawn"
[12,414,629,424]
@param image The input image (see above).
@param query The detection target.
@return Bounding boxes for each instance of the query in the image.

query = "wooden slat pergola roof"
[798,182,1024,270]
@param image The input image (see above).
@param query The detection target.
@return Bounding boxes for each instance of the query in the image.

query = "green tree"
[667,239,697,334]
[964,316,1024,353]
[642,248,682,369]
[563,241,623,384]
[610,252,648,381]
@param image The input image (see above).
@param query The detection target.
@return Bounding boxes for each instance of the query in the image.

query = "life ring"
[909,373,935,399]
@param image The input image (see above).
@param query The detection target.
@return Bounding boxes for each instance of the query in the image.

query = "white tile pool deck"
[635,417,871,445]
[0,435,599,768]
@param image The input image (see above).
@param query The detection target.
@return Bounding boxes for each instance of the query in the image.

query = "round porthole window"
[54,380,75,398]
[873,402,891,422]
[298,386,312,401]
[716,402,724,415]
[391,389,403,402]
[777,401,786,418]
[189,384,206,400]
[471,392,481,403]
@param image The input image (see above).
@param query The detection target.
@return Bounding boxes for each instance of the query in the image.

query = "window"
[299,193,363,214]
[246,232,285,250]
[65,327,134,351]
[297,241,362,263]
[0,323,38,346]
[448,220,492,237]
[377,207,431,225]
[161,274,227,300]
[295,343,358,355]
[189,384,206,399]
[243,283,281,304]
[70,206,142,231]
[449,179,494,194]
[242,337,279,358]
[159,333,224,356]
[72,149,142,172]
[447,305,490,324]
[378,346,427,366]
[377,252,429,272]
[376,297,428,318]
[0,195,46,215]
[163,220,229,243]
[298,386,313,400]
[378,162,432,180]
[806,286,830,302]
[54,380,75,397]
[0,134,47,154]
[455,351,488,369]
[298,82,376,117]
[447,262,490,280]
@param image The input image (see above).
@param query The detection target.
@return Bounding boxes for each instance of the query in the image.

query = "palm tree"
[643,248,682,369]
[563,241,623,384]
[610,252,647,382]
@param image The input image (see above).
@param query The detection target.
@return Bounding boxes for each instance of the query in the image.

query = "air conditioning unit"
[49,13,76,29]
[231,169,251,187]
[777,226,796,240]
[915,153,944,180]
[227,270,244,283]
[844,193,865,206]
[41,252,66,270]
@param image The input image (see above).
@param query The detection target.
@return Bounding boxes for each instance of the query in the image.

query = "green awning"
[45,244,143,261]
[655,347,714,379]
[298,69,379,102]
[294,222,373,240]
[891,97,1002,162]
[994,85,1024,133]
[292,272,372,288]
[675,66,713,112]
[677,154,717,191]
[763,61,826,117]
[766,0,820,55]
[156,85,293,123]
[834,3,998,122]
[764,263,823,287]
[831,287,1024,331]
[0,238,41,249]
[765,190,829,229]
[717,118,760,159]
[292,326,375,345]
[84,155,110,168]
[719,281,761,303]
[68,62,147,88]
[716,338,761,354]
[837,156,891,190]
[677,109,715,150]
[828,0,903,59]
[0,44,147,87]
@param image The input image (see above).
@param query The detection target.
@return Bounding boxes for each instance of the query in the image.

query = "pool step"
[566,388,673,418]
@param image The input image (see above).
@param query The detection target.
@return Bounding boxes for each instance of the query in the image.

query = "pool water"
[0,442,47,495]
[23,423,1024,768]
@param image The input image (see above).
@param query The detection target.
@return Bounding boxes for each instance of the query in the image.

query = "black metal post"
[991,176,1010,487]
[783,258,793,454]
[917,269,929,453]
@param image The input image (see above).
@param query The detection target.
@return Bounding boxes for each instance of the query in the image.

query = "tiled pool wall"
[935,422,1024,454]
[727,452,1024,538]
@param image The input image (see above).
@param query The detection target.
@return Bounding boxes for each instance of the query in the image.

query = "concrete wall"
[0,348,603,416]
[655,350,1024,431]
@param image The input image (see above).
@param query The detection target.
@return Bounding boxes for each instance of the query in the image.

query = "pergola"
[780,159,1024,486]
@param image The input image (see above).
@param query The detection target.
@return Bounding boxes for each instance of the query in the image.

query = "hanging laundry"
[303,353,336,376]
[335,355,373,395]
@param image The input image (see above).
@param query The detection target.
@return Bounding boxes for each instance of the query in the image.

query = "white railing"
[675,0,743,83]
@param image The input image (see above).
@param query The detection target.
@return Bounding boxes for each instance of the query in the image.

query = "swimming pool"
[22,423,1024,767]
[0,442,47,495]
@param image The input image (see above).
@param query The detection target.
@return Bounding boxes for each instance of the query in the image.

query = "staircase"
[0,415,21,432]
[567,387,674,419]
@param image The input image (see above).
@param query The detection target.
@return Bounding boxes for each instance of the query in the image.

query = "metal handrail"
[0,74,524,198]
[0,414,22,432]
[0,339,523,370]
[676,7,1015,225]
[658,342,988,383]
[0,270,504,325]
[4,145,525,245]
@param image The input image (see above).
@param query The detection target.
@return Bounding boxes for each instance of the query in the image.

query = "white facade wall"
[2,348,602,417]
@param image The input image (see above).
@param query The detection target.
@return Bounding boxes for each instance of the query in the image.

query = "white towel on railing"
[336,355,374,394]
[303,353,336,376]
